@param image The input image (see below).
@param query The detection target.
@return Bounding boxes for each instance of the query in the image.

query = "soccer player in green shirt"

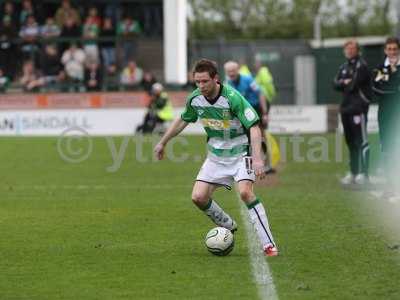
[154,59,278,256]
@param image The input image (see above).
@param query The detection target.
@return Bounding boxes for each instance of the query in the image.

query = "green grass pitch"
[1,134,399,299]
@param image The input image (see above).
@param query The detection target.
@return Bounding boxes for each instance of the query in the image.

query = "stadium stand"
[0,0,163,93]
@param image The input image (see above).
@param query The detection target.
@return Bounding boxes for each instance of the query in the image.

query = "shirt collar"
[204,83,223,104]
[384,56,400,67]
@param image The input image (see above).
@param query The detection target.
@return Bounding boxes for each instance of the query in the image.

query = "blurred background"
[0,0,398,103]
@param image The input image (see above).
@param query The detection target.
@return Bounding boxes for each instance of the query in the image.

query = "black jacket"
[333,55,372,114]
[372,58,400,104]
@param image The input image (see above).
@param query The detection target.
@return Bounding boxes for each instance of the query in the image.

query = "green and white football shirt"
[181,84,259,163]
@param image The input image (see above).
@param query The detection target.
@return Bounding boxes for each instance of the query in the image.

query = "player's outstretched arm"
[154,117,189,160]
[259,93,269,127]
[249,125,265,180]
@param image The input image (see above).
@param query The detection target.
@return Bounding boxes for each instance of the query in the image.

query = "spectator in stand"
[141,71,157,94]
[40,44,65,88]
[60,18,80,53]
[120,60,143,87]
[19,14,40,60]
[82,7,101,64]
[40,44,61,77]
[0,16,18,80]
[103,63,119,91]
[0,68,10,92]
[19,0,35,28]
[117,15,141,65]
[55,0,81,28]
[2,2,18,27]
[39,44,63,90]
[19,60,43,91]
[61,43,86,84]
[100,17,116,69]
[84,7,101,27]
[41,17,61,39]
[84,61,103,91]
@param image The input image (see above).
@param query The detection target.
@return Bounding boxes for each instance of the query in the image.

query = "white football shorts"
[196,156,255,189]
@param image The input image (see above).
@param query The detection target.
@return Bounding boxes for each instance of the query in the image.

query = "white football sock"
[203,199,236,231]
[247,199,276,248]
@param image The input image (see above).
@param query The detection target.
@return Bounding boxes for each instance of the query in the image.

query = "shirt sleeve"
[230,91,260,129]
[333,66,345,91]
[249,78,261,94]
[180,97,198,123]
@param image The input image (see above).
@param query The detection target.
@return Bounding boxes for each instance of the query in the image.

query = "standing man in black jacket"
[334,39,372,185]
[372,37,400,198]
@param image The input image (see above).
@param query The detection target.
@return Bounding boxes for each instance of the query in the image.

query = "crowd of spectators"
[0,0,163,93]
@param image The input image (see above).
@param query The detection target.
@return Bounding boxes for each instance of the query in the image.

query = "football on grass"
[205,227,234,256]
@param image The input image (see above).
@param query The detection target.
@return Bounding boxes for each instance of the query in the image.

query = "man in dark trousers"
[334,39,372,185]
[372,37,400,198]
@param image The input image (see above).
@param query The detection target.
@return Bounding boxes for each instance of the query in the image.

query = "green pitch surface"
[1,134,399,299]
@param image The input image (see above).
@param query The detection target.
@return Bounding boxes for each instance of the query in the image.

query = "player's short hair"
[192,59,218,78]
[385,37,400,48]
[344,39,359,51]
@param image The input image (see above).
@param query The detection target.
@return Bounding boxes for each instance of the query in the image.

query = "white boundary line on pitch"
[2,184,191,190]
[235,192,279,300]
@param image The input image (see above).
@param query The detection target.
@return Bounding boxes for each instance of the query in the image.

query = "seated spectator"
[2,2,18,27]
[84,6,101,27]
[41,17,61,39]
[20,0,35,27]
[55,0,81,28]
[19,60,43,91]
[19,14,40,60]
[61,43,86,83]
[100,17,116,68]
[0,16,18,80]
[84,61,103,91]
[40,44,62,77]
[120,60,143,87]
[0,68,10,92]
[82,7,101,64]
[103,63,119,91]
[117,15,141,64]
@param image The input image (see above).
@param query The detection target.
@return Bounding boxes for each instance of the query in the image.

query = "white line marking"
[2,184,190,191]
[236,193,279,300]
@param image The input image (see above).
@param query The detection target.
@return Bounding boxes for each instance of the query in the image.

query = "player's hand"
[253,158,265,180]
[154,142,165,160]
[343,79,352,85]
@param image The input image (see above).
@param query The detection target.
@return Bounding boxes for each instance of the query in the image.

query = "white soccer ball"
[205,227,234,256]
